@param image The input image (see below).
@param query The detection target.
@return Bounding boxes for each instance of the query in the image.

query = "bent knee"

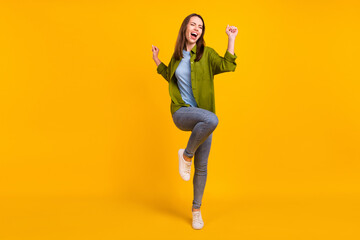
[207,114,219,130]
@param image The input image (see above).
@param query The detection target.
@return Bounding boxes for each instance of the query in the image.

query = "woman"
[151,13,238,230]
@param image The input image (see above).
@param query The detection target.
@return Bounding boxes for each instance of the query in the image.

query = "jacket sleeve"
[156,61,170,82]
[209,48,237,75]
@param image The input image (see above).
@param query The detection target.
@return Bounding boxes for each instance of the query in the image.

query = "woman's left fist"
[226,25,238,39]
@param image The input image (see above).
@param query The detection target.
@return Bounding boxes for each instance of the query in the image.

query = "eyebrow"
[191,22,203,27]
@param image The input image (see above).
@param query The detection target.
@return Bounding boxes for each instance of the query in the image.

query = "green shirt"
[156,44,237,115]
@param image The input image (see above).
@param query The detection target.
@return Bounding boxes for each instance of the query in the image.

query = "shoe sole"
[192,225,204,230]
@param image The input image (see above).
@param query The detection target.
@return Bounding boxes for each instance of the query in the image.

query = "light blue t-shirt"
[175,49,198,107]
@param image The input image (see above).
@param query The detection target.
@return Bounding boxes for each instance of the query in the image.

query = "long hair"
[173,13,205,62]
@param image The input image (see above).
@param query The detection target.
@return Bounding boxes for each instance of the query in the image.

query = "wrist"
[154,57,161,66]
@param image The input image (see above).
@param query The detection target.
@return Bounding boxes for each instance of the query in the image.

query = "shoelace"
[193,211,203,224]
[184,161,191,174]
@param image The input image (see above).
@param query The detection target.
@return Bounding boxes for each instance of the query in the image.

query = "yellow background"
[1,0,359,239]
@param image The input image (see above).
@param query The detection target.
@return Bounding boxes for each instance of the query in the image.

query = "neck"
[186,42,196,52]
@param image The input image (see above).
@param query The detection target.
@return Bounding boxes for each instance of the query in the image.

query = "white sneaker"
[192,210,204,229]
[178,149,191,181]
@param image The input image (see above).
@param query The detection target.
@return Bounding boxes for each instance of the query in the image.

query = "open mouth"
[190,32,198,40]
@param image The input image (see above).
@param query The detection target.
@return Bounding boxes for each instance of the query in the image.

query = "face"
[185,16,203,44]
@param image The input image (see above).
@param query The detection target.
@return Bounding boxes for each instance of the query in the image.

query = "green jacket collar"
[191,44,197,54]
[184,44,197,54]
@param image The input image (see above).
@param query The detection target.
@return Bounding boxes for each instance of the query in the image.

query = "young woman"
[151,13,238,230]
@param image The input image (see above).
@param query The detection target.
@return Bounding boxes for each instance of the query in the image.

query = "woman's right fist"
[152,45,159,60]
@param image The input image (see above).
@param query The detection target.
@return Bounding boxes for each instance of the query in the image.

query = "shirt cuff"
[157,62,166,74]
[224,50,237,62]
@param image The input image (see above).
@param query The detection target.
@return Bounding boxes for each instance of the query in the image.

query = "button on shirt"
[174,50,198,107]
[156,44,237,115]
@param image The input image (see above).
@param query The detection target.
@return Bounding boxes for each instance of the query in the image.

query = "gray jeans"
[172,106,219,209]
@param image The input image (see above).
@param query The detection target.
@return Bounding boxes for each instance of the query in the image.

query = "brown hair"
[173,13,205,62]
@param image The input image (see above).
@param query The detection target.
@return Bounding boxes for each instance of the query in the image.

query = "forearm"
[227,37,235,55]
[153,57,162,67]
